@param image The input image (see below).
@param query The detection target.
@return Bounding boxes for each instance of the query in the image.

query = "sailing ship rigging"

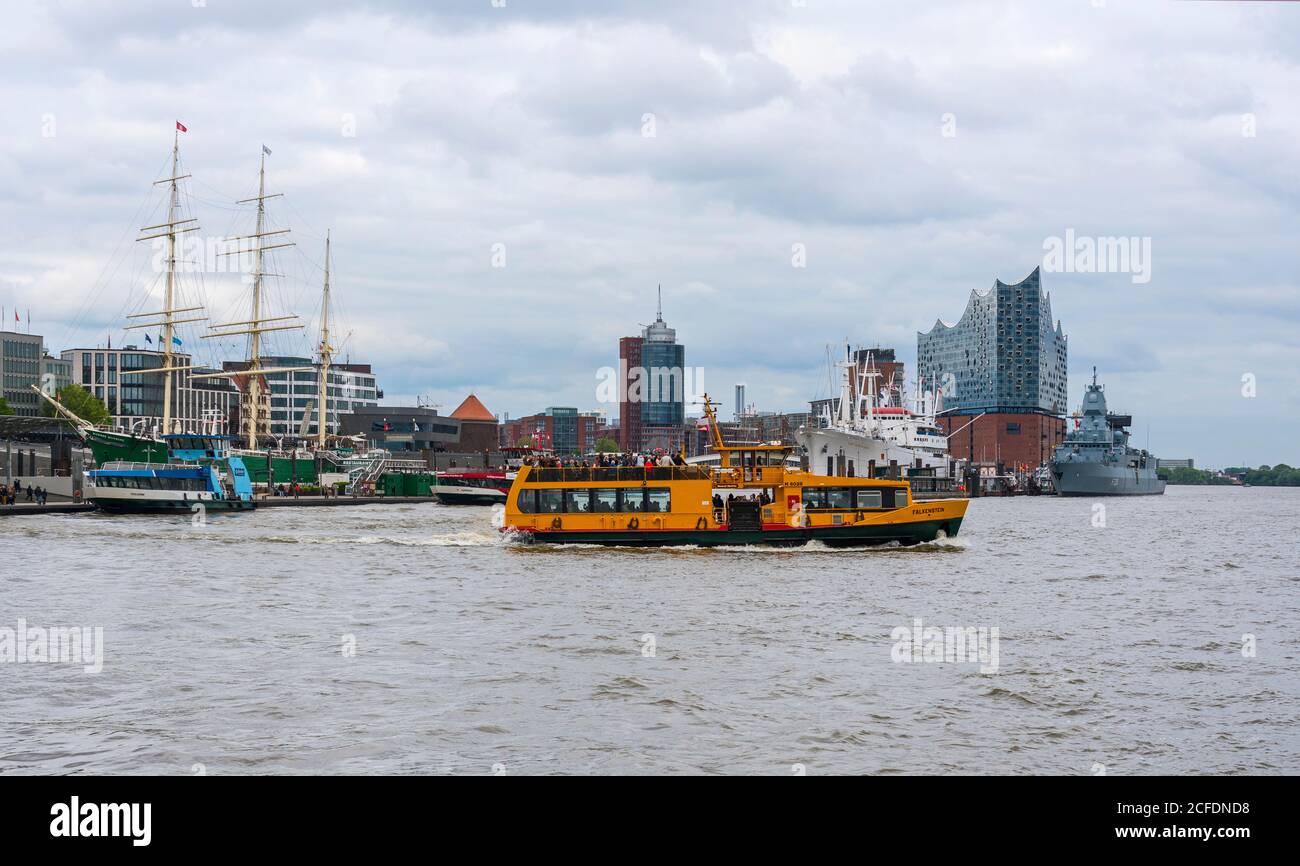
[38,128,352,485]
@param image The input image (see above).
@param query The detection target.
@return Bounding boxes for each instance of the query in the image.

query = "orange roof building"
[450,393,496,422]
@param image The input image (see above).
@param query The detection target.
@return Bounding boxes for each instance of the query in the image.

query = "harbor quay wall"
[938,411,1066,470]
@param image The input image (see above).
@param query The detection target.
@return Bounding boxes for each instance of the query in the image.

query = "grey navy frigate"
[1050,369,1166,496]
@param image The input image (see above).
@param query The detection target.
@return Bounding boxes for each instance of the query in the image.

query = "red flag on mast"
[176,121,187,132]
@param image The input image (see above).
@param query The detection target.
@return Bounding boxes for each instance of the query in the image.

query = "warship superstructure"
[1050,369,1165,496]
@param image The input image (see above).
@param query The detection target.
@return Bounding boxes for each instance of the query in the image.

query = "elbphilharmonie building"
[918,267,1068,468]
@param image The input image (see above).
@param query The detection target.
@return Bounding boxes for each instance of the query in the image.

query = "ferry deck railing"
[525,465,713,484]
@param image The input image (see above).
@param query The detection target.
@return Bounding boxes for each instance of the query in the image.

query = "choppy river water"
[1,486,1296,775]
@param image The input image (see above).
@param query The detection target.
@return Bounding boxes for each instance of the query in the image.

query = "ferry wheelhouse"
[85,435,255,514]
[501,396,968,547]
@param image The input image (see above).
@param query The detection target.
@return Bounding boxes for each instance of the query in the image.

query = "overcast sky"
[2,1,1297,466]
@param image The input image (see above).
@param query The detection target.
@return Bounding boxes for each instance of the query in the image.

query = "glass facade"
[61,347,237,434]
[2,332,46,416]
[641,340,686,427]
[546,406,579,454]
[917,267,1067,414]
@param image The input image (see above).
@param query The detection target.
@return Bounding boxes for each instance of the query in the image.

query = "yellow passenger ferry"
[501,396,969,547]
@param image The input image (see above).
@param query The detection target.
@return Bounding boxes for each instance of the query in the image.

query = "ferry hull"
[90,497,256,514]
[511,517,962,547]
[84,429,170,464]
[434,488,507,506]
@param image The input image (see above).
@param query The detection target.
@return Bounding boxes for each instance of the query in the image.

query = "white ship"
[797,349,961,485]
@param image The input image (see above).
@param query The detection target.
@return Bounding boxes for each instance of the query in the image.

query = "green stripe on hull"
[519,518,962,547]
[84,430,170,464]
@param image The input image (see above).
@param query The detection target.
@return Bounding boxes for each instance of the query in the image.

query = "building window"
[1006,423,1021,434]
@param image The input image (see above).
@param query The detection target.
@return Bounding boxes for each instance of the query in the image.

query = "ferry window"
[802,488,826,509]
[621,489,647,512]
[826,488,853,510]
[592,489,619,512]
[854,489,883,509]
[537,489,564,514]
[645,489,671,513]
[516,489,537,513]
[564,489,593,513]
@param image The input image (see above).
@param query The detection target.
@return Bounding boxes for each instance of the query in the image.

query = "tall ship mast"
[127,124,207,437]
[35,123,208,460]
[47,136,350,488]
[195,147,310,448]
[316,230,334,450]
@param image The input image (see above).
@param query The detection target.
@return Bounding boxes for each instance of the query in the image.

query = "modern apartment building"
[60,345,238,432]
[222,356,380,438]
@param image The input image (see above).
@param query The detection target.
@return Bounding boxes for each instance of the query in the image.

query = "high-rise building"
[2,330,44,416]
[618,288,686,453]
[222,356,380,438]
[918,267,1067,414]
[61,345,238,432]
[917,267,1068,468]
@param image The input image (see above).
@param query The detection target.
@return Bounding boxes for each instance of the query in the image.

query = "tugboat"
[1050,369,1165,496]
[501,396,969,546]
[85,434,256,513]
